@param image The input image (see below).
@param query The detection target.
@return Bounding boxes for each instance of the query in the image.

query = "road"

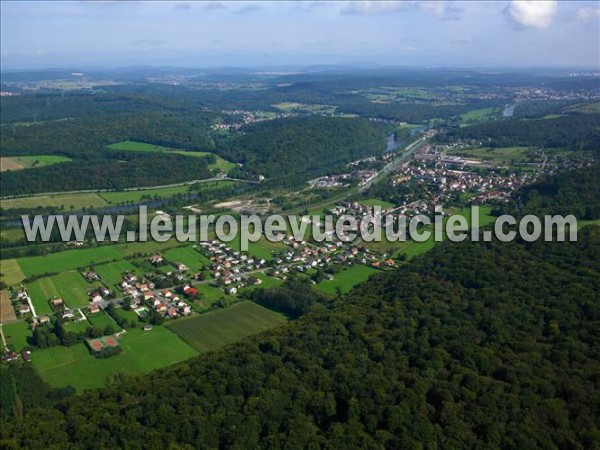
[358,136,427,193]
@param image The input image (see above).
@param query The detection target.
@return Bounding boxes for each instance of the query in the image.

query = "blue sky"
[1,1,599,69]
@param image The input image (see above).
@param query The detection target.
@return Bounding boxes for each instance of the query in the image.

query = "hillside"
[1,167,599,449]
[218,116,389,181]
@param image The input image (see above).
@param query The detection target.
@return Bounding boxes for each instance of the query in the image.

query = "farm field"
[2,321,31,351]
[32,326,198,392]
[27,278,59,315]
[0,155,72,172]
[316,265,380,295]
[1,192,108,210]
[0,259,26,286]
[17,246,124,278]
[107,140,236,172]
[0,289,16,322]
[94,260,139,288]
[272,102,337,114]
[166,301,287,353]
[228,234,286,261]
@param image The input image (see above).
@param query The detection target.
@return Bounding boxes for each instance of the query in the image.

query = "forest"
[439,113,600,151]
[217,116,389,180]
[1,152,213,196]
[1,166,599,449]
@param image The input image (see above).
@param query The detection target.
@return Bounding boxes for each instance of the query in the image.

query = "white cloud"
[576,6,600,22]
[342,1,406,15]
[418,2,462,20]
[506,0,557,29]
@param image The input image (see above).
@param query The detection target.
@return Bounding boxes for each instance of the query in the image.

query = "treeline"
[1,152,213,196]
[438,113,600,151]
[248,278,327,318]
[1,112,215,156]
[1,167,599,447]
[515,164,600,220]
[217,116,389,180]
[0,363,75,422]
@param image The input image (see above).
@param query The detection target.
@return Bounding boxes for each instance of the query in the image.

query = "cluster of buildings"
[211,109,295,131]
[308,169,378,189]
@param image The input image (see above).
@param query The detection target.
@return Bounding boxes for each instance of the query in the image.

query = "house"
[83,270,100,282]
[179,304,191,315]
[62,309,75,320]
[89,304,101,314]
[2,351,18,362]
[177,263,188,272]
[21,350,31,362]
[167,307,178,318]
[90,293,103,303]
[149,254,163,265]
[226,287,237,295]
[17,304,31,314]
[247,276,262,286]
[143,324,153,331]
[39,315,50,324]
[183,286,200,298]
[156,303,167,313]
[52,298,64,307]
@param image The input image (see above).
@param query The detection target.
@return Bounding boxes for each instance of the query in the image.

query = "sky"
[1,1,599,70]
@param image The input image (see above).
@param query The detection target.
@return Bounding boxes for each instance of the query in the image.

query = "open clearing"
[32,326,198,392]
[1,192,107,210]
[166,301,287,353]
[316,265,380,295]
[0,155,72,172]
[446,146,531,164]
[107,140,236,172]
[0,290,17,322]
[27,270,101,312]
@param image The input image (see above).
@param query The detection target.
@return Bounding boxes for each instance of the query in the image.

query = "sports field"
[316,265,380,295]
[87,310,116,329]
[166,301,287,353]
[32,326,198,392]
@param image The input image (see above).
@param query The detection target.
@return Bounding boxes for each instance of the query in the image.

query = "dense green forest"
[1,152,213,196]
[0,112,215,156]
[218,116,389,180]
[2,167,599,449]
[439,113,600,151]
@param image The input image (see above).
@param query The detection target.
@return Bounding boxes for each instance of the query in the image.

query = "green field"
[316,265,380,295]
[87,310,117,329]
[164,246,211,272]
[107,140,236,172]
[64,318,93,334]
[239,272,283,293]
[1,192,108,210]
[17,246,124,278]
[459,107,500,123]
[446,146,531,164]
[0,259,26,286]
[2,321,32,351]
[191,284,232,311]
[228,234,286,261]
[94,260,138,288]
[97,180,237,205]
[166,301,287,352]
[28,270,100,311]
[1,155,72,171]
[359,198,395,209]
[32,326,198,392]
